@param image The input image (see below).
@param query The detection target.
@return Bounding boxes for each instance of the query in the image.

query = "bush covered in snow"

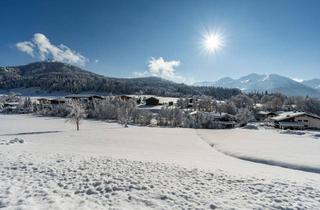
[0,138,24,145]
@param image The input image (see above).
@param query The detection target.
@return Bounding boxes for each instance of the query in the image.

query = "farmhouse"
[145,97,160,106]
[271,111,320,130]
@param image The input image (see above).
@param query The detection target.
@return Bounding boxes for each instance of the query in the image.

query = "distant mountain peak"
[194,73,320,97]
[302,78,320,90]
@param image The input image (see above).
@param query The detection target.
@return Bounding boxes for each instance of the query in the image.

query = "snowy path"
[1,114,320,209]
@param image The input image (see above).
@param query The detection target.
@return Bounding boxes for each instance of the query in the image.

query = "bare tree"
[67,101,86,131]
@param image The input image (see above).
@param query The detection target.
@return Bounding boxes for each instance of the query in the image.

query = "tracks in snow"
[195,129,320,174]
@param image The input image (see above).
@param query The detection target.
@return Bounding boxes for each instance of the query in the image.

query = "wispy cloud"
[16,41,35,57]
[16,33,88,66]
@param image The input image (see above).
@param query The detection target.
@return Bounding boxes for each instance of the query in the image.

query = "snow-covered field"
[1,114,320,209]
[198,128,320,173]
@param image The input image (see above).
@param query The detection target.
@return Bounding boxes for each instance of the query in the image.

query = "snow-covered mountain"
[302,79,320,90]
[194,73,320,97]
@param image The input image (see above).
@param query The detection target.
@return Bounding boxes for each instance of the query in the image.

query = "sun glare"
[201,31,225,54]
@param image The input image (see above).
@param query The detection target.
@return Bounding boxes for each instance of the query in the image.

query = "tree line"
[1,91,320,131]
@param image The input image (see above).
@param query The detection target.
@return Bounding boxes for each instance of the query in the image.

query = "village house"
[145,97,160,106]
[271,111,320,130]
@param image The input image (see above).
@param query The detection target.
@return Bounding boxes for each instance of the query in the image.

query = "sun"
[201,31,225,54]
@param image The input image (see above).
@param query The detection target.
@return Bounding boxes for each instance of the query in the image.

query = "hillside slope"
[0,61,241,99]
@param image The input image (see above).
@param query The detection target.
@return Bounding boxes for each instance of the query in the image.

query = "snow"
[240,79,250,84]
[198,128,320,173]
[1,114,320,209]
[0,138,24,145]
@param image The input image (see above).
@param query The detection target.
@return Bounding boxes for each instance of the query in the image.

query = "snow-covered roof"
[4,102,19,106]
[257,111,274,115]
[271,111,320,121]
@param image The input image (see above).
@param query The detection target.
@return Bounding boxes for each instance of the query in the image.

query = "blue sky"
[0,0,320,83]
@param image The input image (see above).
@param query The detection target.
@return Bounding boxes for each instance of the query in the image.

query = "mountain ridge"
[194,73,320,97]
[0,61,241,99]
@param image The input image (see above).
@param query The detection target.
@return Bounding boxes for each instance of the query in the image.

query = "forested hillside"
[0,61,241,99]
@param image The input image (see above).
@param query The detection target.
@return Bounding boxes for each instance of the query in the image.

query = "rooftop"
[271,111,320,121]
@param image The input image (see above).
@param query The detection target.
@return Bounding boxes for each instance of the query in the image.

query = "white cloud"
[148,57,180,79]
[16,41,35,57]
[16,33,88,66]
[133,57,193,83]
[94,59,99,63]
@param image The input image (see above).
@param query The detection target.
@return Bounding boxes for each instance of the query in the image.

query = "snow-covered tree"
[231,94,254,110]
[132,109,153,126]
[219,101,237,115]
[22,97,33,113]
[194,96,214,112]
[67,101,86,131]
[176,98,189,109]
[236,108,253,126]
[117,99,136,127]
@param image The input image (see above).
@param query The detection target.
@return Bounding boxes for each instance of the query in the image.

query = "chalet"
[271,111,320,130]
[145,97,160,106]
[255,111,277,121]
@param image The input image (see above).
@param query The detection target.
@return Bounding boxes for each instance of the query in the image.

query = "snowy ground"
[1,114,320,209]
[198,128,320,173]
